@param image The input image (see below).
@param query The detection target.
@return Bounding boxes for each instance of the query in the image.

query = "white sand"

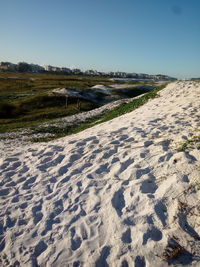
[0,81,200,266]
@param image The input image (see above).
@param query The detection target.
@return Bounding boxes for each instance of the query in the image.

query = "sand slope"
[0,81,200,267]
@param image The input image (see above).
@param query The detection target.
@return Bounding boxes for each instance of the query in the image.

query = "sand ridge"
[0,81,200,266]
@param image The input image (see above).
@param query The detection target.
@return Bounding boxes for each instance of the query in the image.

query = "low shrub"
[0,102,20,118]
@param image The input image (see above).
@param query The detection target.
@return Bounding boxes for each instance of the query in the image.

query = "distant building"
[30,64,44,73]
[0,61,177,80]
[0,62,17,72]
[44,65,53,71]
[44,65,61,72]
[61,67,72,74]
[72,68,82,75]
[85,70,98,76]
[51,66,61,72]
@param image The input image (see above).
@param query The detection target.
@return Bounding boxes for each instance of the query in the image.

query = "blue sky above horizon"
[0,0,200,78]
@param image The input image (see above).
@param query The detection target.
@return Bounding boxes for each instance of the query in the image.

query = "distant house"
[44,65,62,72]
[30,64,44,73]
[44,65,53,71]
[0,62,17,72]
[72,68,82,75]
[51,66,61,72]
[85,70,98,76]
[61,67,72,74]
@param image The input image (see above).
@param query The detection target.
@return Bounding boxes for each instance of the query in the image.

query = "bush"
[20,95,68,109]
[0,102,19,118]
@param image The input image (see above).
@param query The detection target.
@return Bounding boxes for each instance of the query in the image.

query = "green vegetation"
[0,72,167,140]
[0,72,118,96]
[0,98,96,133]
[0,73,116,132]
[194,180,200,191]
[177,134,200,152]
[29,84,166,142]
[110,87,149,98]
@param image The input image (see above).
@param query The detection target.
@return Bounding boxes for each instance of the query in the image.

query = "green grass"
[110,87,150,98]
[29,84,166,142]
[0,72,118,93]
[177,134,200,152]
[0,72,165,134]
[0,100,97,133]
[0,73,114,131]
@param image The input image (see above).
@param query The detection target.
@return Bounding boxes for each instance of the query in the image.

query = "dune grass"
[30,84,167,142]
[0,100,97,133]
[177,134,200,152]
[0,73,113,132]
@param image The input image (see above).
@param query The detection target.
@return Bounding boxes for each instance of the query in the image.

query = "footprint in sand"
[70,226,82,251]
[144,141,153,147]
[102,148,118,159]
[18,164,29,175]
[75,141,86,147]
[95,163,110,175]
[111,188,125,217]
[19,202,28,209]
[117,158,134,175]
[22,176,37,190]
[32,200,43,225]
[140,176,157,194]
[110,140,120,145]
[71,236,82,251]
[41,199,64,236]
[95,246,111,267]
[11,195,20,203]
[2,170,16,180]
[142,226,162,245]
[58,163,72,176]
[158,152,173,163]
[0,222,5,252]
[37,154,65,172]
[140,149,150,159]
[121,228,132,244]
[3,161,21,172]
[18,218,28,226]
[34,240,48,258]
[154,201,167,227]
[73,261,82,267]
[135,167,151,179]
[125,137,135,143]
[79,221,89,240]
[134,256,146,267]
[0,188,11,197]
[4,215,16,229]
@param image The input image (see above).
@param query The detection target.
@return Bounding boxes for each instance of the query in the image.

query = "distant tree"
[17,62,32,72]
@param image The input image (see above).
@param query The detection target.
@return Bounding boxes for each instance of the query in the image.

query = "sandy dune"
[0,81,200,266]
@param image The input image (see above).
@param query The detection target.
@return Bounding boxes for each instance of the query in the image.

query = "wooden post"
[77,98,81,110]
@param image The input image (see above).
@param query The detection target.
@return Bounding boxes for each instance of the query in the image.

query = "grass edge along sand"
[30,83,168,142]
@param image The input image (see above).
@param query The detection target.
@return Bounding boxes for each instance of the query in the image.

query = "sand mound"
[1,81,200,266]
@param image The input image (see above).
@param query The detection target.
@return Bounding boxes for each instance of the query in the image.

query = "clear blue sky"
[1,0,200,78]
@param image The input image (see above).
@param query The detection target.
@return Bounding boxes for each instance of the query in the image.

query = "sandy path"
[0,81,200,266]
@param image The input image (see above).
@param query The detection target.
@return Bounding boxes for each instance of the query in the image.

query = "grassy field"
[0,73,113,132]
[0,72,163,135]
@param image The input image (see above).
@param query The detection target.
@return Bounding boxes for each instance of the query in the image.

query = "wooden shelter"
[52,88,83,110]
